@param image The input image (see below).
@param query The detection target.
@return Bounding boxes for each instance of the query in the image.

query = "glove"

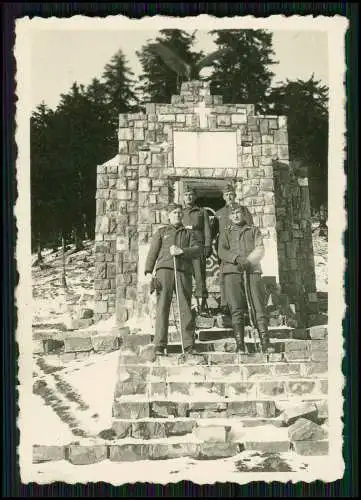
[150,277,162,294]
[170,245,184,256]
[204,246,212,258]
[235,256,248,272]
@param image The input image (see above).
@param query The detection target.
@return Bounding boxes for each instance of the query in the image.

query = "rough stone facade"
[94,81,317,327]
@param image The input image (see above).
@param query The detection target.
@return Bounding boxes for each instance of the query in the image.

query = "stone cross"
[194,101,211,129]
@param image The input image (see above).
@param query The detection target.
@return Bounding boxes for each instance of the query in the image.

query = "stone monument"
[94,81,317,328]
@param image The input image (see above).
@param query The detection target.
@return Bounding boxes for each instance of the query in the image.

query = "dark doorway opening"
[196,195,225,212]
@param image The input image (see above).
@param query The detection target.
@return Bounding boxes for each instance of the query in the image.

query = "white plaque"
[174,131,237,169]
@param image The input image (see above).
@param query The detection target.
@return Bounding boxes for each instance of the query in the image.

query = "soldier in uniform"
[215,183,253,314]
[182,186,212,314]
[144,203,201,356]
[218,204,273,354]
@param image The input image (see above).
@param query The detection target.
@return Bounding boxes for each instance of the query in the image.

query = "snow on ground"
[32,351,119,443]
[27,234,329,479]
[28,452,331,485]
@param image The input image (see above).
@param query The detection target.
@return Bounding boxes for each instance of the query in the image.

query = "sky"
[30,29,328,111]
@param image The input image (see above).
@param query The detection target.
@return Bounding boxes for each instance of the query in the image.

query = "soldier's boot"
[233,325,246,354]
[200,297,209,316]
[155,346,167,357]
[257,321,275,354]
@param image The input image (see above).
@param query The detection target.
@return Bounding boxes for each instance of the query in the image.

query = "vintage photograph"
[15,14,347,484]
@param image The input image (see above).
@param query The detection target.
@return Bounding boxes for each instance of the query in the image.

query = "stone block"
[194,425,227,443]
[231,113,247,124]
[258,381,286,397]
[288,418,328,441]
[311,350,328,362]
[151,401,189,418]
[242,365,272,380]
[118,128,133,141]
[303,361,328,377]
[149,382,167,398]
[192,382,225,398]
[165,420,195,436]
[63,337,92,353]
[109,444,150,462]
[274,130,288,144]
[33,340,45,354]
[33,445,65,463]
[122,334,152,352]
[68,445,108,465]
[227,423,246,442]
[189,402,227,413]
[158,114,175,122]
[112,401,150,419]
[92,335,119,352]
[273,363,302,378]
[111,420,132,438]
[132,421,166,440]
[151,443,198,460]
[260,178,274,191]
[292,440,329,456]
[282,402,318,425]
[244,441,290,453]
[137,344,156,363]
[287,380,316,396]
[115,376,147,397]
[207,353,237,365]
[138,177,151,192]
[168,382,191,397]
[197,443,239,459]
[216,115,231,127]
[316,400,328,419]
[225,382,256,398]
[309,326,328,340]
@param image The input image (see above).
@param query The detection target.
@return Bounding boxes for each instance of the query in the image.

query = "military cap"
[167,203,183,213]
[183,185,196,195]
[222,183,236,193]
[229,203,242,213]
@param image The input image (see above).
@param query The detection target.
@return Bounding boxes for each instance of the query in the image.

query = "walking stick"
[243,270,262,354]
[173,255,185,355]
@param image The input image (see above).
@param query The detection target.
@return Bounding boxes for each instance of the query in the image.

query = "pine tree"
[268,76,329,209]
[102,49,139,129]
[31,102,59,253]
[136,29,203,104]
[208,29,276,112]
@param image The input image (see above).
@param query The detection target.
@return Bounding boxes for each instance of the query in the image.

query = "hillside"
[32,228,327,328]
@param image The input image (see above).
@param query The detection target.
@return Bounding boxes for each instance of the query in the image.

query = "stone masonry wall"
[94,81,316,326]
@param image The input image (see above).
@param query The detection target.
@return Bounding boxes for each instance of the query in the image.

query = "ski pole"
[173,255,185,355]
[243,270,262,353]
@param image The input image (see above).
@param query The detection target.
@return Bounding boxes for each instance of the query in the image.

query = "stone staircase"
[33,324,328,464]
[107,325,328,461]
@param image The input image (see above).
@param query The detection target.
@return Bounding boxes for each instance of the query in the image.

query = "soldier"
[144,203,201,356]
[218,204,273,354]
[182,186,212,314]
[215,184,253,314]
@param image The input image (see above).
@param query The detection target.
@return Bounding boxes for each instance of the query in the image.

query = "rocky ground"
[27,229,328,481]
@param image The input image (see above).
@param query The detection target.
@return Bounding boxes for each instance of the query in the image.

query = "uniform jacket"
[218,223,265,274]
[182,205,212,247]
[216,204,253,237]
[145,224,201,275]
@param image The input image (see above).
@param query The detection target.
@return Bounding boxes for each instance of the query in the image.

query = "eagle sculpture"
[148,42,222,90]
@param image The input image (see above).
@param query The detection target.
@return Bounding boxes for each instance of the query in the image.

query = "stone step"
[111,416,286,439]
[114,377,328,400]
[139,361,327,382]
[117,344,328,366]
[33,429,329,464]
[112,398,327,420]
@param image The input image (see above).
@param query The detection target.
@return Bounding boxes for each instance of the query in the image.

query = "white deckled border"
[15,13,348,485]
